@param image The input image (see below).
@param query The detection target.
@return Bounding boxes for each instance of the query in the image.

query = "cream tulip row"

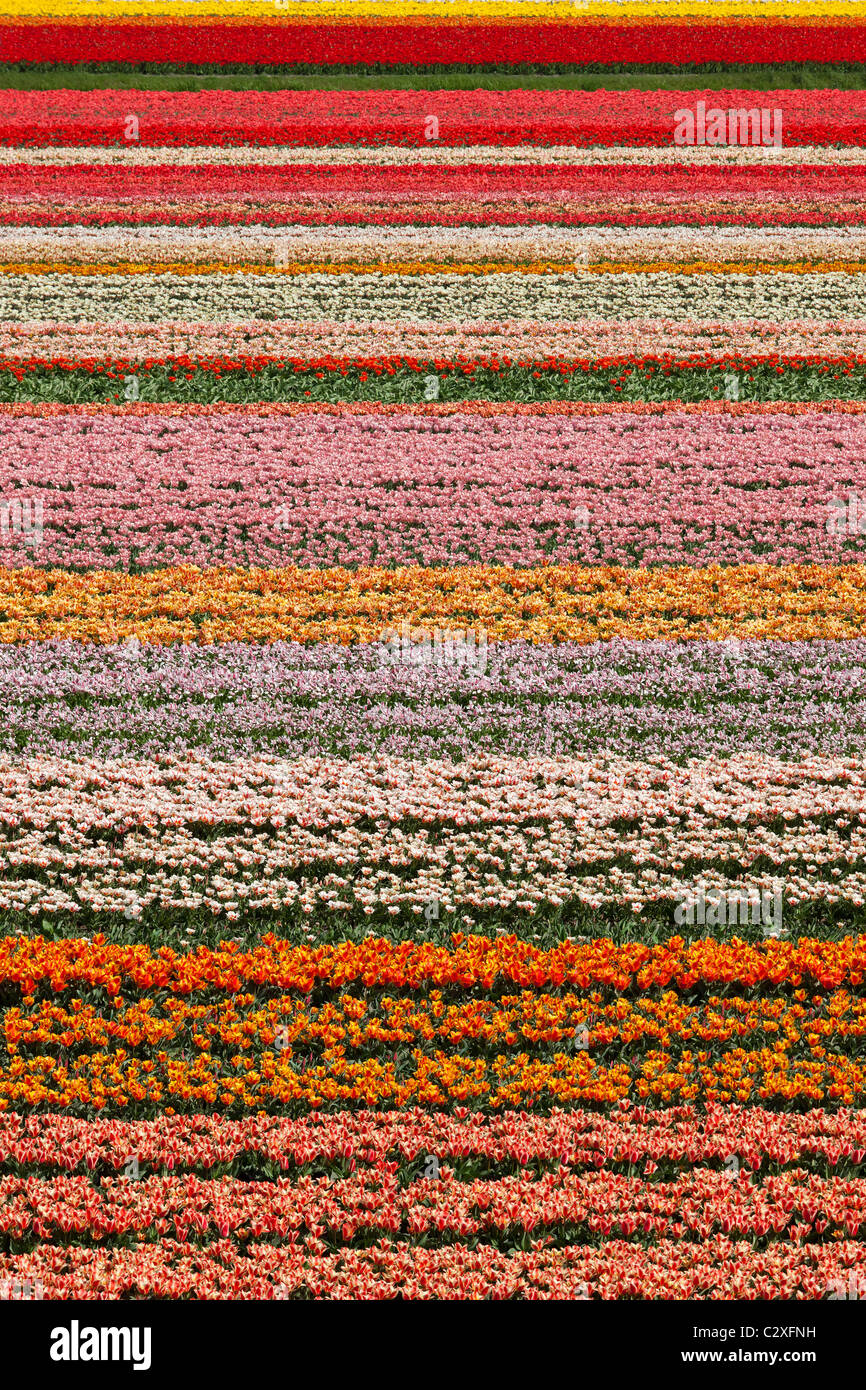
[0,754,861,920]
[0,819,857,921]
[0,145,860,167]
[9,271,866,323]
[0,751,862,831]
[2,226,864,266]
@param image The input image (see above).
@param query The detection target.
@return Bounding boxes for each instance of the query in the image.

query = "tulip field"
[2,0,866,1316]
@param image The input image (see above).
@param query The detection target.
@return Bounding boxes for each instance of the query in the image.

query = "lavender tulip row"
[2,637,865,762]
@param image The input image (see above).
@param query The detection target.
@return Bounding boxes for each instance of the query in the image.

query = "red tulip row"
[0,164,862,197]
[1,20,865,68]
[0,89,863,149]
[2,1107,863,1176]
[0,352,860,375]
[1,1234,863,1299]
[4,1166,866,1243]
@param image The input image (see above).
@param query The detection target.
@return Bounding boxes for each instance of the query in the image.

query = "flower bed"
[0,0,864,1307]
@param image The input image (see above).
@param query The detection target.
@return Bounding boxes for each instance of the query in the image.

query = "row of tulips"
[3,1105,864,1174]
[14,256,866,273]
[10,986,866,1056]
[2,1040,865,1109]
[2,750,866,922]
[0,636,863,763]
[11,267,866,322]
[0,85,864,148]
[4,1166,866,1244]
[8,166,866,198]
[6,197,866,229]
[7,225,866,265]
[6,350,866,388]
[5,987,866,1106]
[4,399,863,415]
[3,17,866,68]
[3,933,865,998]
[0,855,851,927]
[5,406,866,570]
[0,747,862,830]
[0,2,858,18]
[13,145,866,169]
[3,1232,864,1299]
[0,1,859,17]
[0,563,862,643]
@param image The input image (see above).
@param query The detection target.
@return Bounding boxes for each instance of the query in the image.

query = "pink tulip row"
[2,318,865,360]
[0,749,860,834]
[1,408,866,568]
[1,1235,863,1300]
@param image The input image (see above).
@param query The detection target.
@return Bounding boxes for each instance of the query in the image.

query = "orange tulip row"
[3,933,864,996]
[0,564,864,644]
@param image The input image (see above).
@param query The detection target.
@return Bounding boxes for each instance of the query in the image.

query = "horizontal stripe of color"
[2,20,866,67]
[1,225,865,266]
[2,407,866,569]
[0,564,862,643]
[0,88,864,147]
[0,636,860,763]
[5,269,866,323]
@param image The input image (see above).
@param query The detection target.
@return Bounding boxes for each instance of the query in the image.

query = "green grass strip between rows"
[0,64,865,90]
[1,362,863,405]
